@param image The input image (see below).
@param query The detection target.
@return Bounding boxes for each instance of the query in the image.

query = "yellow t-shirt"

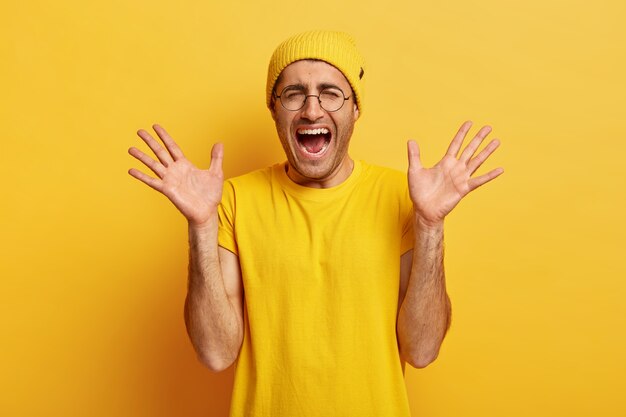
[218,160,414,417]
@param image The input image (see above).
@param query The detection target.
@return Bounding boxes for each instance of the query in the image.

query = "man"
[128,31,503,416]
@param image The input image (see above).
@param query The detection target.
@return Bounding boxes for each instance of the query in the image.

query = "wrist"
[188,209,219,232]
[413,213,444,231]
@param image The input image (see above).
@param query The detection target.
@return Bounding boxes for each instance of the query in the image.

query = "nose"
[301,95,325,121]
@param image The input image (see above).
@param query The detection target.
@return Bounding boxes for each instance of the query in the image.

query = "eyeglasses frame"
[273,85,351,112]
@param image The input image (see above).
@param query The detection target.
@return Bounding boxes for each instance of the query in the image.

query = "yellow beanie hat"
[266,30,365,113]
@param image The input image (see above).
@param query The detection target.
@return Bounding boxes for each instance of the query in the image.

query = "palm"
[407,122,503,225]
[128,124,224,226]
[159,158,223,225]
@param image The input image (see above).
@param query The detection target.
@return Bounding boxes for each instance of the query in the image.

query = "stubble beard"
[280,123,354,184]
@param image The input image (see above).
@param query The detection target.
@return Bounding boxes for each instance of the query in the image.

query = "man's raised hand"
[128,124,224,227]
[407,121,504,227]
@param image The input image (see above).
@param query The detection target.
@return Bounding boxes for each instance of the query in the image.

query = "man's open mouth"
[296,128,331,156]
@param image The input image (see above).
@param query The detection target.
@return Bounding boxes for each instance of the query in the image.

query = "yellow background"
[2,0,624,416]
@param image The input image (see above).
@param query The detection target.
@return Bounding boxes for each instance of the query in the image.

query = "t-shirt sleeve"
[400,186,414,254]
[218,179,239,255]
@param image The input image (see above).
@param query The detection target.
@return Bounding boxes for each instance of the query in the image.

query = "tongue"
[300,134,327,153]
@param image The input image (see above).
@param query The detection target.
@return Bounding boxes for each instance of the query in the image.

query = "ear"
[269,97,278,121]
[353,103,360,121]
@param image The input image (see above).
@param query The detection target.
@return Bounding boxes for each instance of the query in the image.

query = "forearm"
[397,217,451,368]
[184,212,242,371]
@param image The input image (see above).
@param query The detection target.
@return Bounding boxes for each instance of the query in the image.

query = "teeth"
[297,128,329,135]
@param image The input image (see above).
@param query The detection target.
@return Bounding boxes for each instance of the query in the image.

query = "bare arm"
[397,121,503,368]
[128,124,243,372]
[185,222,243,372]
[397,224,451,369]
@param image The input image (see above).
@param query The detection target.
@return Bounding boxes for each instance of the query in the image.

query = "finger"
[468,167,504,191]
[153,124,186,161]
[128,168,163,192]
[128,147,167,178]
[208,142,224,176]
[467,139,500,175]
[407,140,423,171]
[459,125,492,163]
[445,120,473,157]
[137,129,174,166]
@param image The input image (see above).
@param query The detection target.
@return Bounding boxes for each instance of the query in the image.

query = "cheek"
[276,117,291,138]
[274,116,294,148]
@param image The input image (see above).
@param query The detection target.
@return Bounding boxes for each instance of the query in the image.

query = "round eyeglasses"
[274,86,350,112]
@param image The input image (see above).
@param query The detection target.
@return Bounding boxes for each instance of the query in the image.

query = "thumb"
[208,142,224,174]
[407,140,423,171]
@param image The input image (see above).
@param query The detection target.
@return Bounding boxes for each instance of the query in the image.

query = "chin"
[288,155,347,184]
[292,161,333,179]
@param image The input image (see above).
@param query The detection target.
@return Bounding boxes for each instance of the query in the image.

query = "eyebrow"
[281,82,344,92]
